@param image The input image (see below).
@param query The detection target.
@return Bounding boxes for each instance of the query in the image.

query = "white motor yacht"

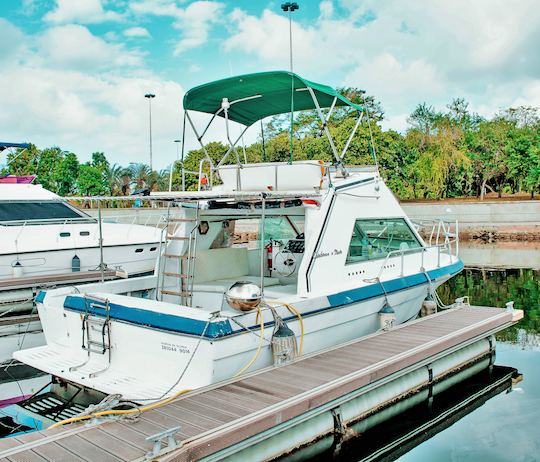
[0,182,163,296]
[14,71,463,416]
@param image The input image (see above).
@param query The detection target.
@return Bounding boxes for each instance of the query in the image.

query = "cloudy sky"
[1,0,539,169]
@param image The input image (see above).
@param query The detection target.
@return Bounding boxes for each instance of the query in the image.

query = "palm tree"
[156,168,170,191]
[128,163,152,190]
[104,163,124,195]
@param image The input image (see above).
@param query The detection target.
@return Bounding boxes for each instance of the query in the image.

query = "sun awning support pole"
[339,110,363,162]
[216,125,250,168]
[365,108,380,173]
[317,96,337,137]
[185,111,215,186]
[222,98,242,190]
[307,87,347,177]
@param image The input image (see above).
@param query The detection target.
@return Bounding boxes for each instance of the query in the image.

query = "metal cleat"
[145,426,182,460]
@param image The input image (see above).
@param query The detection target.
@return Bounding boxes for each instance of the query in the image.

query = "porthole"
[80,231,90,236]
[59,232,70,237]
[150,247,157,251]
[135,248,143,253]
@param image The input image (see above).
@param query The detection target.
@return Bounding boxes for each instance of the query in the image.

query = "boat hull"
[14,274,451,402]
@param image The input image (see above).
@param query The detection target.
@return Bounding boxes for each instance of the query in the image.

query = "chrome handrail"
[370,219,459,281]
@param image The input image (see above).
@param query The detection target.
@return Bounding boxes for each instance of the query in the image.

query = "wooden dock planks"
[0,305,522,462]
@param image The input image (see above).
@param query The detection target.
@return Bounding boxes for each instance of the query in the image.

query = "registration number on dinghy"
[161,342,191,354]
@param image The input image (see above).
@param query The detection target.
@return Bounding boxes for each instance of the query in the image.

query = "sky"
[1,0,539,169]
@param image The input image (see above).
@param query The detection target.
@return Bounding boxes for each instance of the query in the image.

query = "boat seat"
[192,247,280,293]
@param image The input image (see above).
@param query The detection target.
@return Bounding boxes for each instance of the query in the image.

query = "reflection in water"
[459,241,540,271]
[294,365,518,462]
[438,267,540,347]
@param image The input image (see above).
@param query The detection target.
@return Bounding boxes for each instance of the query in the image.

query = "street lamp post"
[280,2,299,72]
[144,93,156,171]
[280,2,299,163]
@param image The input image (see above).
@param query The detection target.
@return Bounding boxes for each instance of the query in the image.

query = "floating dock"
[0,305,522,462]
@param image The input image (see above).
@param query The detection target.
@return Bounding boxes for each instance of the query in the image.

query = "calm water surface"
[398,263,540,461]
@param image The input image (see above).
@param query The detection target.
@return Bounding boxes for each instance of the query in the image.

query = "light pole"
[280,2,299,163]
[144,93,156,171]
[280,2,299,72]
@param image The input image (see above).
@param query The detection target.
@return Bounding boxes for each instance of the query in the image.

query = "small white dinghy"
[14,72,463,409]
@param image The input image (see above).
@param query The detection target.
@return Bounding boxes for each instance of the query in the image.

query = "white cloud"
[38,25,144,70]
[123,26,151,38]
[223,0,540,130]
[45,0,122,24]
[130,0,224,54]
[0,19,186,169]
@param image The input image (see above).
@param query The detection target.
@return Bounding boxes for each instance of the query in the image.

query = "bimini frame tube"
[185,111,214,169]
[306,87,347,176]
[339,111,364,162]
[216,125,250,168]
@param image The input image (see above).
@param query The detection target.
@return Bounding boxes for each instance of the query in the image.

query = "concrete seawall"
[402,200,540,241]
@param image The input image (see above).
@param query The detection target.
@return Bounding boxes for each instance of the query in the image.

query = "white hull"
[0,242,159,281]
[16,271,453,402]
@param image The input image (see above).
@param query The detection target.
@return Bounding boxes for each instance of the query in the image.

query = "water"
[398,266,540,461]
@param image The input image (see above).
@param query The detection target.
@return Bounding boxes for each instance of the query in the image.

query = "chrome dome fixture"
[225,281,262,312]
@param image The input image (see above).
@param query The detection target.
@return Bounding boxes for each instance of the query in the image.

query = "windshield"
[0,201,90,224]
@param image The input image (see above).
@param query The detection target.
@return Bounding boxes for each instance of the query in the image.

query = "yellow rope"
[233,306,264,377]
[48,388,192,429]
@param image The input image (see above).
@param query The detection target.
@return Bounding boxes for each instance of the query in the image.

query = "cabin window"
[59,232,71,237]
[0,201,88,223]
[346,218,421,264]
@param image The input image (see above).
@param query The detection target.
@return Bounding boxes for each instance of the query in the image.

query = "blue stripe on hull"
[328,261,463,307]
[62,260,464,339]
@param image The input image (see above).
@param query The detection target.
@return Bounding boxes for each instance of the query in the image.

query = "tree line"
[2,92,539,200]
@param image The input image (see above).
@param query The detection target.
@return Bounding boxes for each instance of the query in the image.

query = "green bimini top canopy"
[183,70,362,126]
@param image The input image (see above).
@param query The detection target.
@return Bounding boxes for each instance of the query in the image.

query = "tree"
[55,152,79,196]
[76,165,108,195]
[91,152,110,173]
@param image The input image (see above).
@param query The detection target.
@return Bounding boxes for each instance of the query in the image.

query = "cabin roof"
[183,70,362,126]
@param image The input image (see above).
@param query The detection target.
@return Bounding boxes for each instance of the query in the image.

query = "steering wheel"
[273,249,297,277]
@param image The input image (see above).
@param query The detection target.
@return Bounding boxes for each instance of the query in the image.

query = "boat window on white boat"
[0,201,90,224]
[346,218,421,264]
[262,216,305,244]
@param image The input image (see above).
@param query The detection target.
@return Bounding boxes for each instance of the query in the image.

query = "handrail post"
[400,251,404,277]
[437,245,441,268]
[97,200,105,282]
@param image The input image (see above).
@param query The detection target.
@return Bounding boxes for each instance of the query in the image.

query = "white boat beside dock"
[15,71,463,406]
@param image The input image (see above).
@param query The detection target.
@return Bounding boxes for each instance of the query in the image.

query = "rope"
[49,313,216,429]
[48,388,192,429]
[233,306,264,377]
[266,301,304,355]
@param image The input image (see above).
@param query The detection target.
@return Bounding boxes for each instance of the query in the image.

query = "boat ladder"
[159,204,200,306]
[69,295,112,378]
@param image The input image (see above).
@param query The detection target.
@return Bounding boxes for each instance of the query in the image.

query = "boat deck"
[0,305,522,462]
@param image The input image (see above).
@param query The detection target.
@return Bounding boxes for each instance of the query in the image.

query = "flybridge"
[177,70,377,192]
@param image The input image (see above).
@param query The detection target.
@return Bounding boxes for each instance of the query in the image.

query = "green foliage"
[76,165,108,195]
[3,90,539,200]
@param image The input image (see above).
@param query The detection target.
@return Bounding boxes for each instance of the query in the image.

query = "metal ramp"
[20,391,88,423]
[158,204,200,306]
